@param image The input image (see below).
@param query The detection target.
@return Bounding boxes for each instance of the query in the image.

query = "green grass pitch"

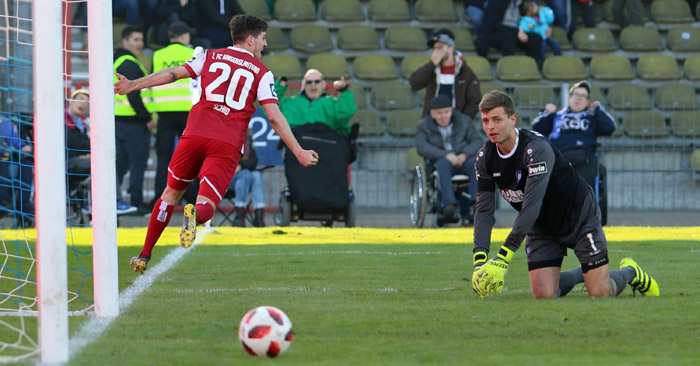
[5,226,700,365]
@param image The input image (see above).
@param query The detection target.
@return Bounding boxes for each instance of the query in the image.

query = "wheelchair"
[409,159,471,228]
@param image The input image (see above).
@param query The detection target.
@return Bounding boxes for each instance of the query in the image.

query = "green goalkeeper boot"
[620,257,660,296]
[180,203,197,248]
[130,255,149,273]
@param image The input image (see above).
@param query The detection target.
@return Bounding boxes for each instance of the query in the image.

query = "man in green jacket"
[276,69,356,136]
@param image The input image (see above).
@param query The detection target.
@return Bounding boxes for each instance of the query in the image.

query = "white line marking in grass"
[228,250,445,257]
[68,227,213,359]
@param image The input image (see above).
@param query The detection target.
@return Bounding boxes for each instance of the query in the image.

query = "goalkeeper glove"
[472,251,488,298]
[477,246,515,295]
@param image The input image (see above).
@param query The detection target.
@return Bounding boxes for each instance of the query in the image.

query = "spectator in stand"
[113,26,154,215]
[152,0,212,48]
[112,0,158,27]
[197,0,245,48]
[410,29,481,120]
[611,0,644,29]
[518,0,561,66]
[476,0,542,62]
[276,69,357,136]
[568,0,596,38]
[465,0,488,35]
[0,116,33,225]
[64,89,91,200]
[229,132,266,227]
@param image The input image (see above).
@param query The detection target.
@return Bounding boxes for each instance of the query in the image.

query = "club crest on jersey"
[527,162,547,176]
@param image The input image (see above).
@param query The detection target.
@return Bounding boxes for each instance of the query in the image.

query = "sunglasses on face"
[305,79,322,85]
[571,93,589,99]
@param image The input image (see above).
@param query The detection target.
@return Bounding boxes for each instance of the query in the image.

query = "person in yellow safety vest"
[113,25,155,215]
[149,21,200,208]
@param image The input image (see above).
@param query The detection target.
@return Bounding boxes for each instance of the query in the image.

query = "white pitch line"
[68,227,213,359]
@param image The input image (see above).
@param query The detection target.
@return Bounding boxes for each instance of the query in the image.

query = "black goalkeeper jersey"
[473,128,591,255]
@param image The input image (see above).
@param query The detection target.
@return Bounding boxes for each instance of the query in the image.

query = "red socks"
[140,199,174,259]
[195,200,214,224]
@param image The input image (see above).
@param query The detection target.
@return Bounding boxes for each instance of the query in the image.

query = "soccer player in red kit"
[115,15,319,272]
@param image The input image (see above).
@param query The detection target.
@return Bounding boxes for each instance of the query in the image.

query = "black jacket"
[197,0,244,30]
[114,48,151,123]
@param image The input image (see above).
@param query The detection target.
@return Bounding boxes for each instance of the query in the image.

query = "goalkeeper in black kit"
[471,91,659,299]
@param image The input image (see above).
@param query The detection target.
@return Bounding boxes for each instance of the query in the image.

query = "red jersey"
[182,46,278,151]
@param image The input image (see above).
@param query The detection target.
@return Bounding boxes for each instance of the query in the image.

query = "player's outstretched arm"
[114,65,191,95]
[262,103,319,167]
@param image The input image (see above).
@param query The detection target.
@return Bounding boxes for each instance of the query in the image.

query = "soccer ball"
[238,306,293,357]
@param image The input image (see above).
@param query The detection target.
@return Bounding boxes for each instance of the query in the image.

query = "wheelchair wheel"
[409,165,427,227]
[274,191,291,226]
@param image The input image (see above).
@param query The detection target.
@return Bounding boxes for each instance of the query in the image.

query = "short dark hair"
[479,90,516,117]
[121,26,143,41]
[229,14,268,45]
[520,0,536,16]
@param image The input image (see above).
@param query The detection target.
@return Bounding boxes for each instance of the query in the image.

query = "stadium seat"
[496,56,541,81]
[265,27,287,51]
[401,55,431,79]
[607,84,652,110]
[354,54,398,80]
[261,54,303,79]
[464,56,493,81]
[667,26,700,52]
[602,0,648,24]
[446,27,476,52]
[590,55,635,81]
[692,150,700,175]
[650,0,695,23]
[352,109,384,136]
[384,27,428,51]
[620,26,664,52]
[238,0,272,20]
[113,22,129,48]
[479,81,506,95]
[654,84,698,110]
[542,56,588,81]
[350,84,368,108]
[589,84,606,105]
[637,54,682,80]
[273,0,318,21]
[683,55,700,80]
[306,53,350,80]
[572,28,617,52]
[512,84,556,109]
[670,111,700,137]
[622,111,669,138]
[417,88,426,106]
[321,0,364,22]
[289,26,333,53]
[371,82,415,110]
[368,0,411,22]
[551,26,572,51]
[387,109,422,137]
[337,25,381,50]
[404,147,422,172]
[415,0,458,22]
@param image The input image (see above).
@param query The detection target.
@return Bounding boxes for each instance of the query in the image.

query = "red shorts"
[167,135,241,206]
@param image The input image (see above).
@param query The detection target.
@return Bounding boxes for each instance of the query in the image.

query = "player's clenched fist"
[296,149,319,167]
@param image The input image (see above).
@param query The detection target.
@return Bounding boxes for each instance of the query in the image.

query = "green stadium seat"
[265,27,286,51]
[415,0,458,22]
[352,109,384,136]
[607,84,652,110]
[417,88,426,106]
[113,22,129,48]
[354,54,398,80]
[479,81,506,96]
[371,82,415,109]
[620,26,664,52]
[387,109,422,137]
[623,111,669,138]
[368,0,411,22]
[590,55,635,81]
[512,84,556,109]
[572,28,617,52]
[239,0,272,20]
[655,84,698,110]
[589,84,606,105]
[306,53,351,80]
[350,84,368,108]
[670,111,700,137]
[337,25,381,50]
[464,56,493,81]
[637,54,682,80]
[289,26,333,53]
[384,27,428,51]
[496,56,541,81]
[667,26,700,52]
[650,0,695,23]
[405,147,422,172]
[602,0,648,24]
[542,56,588,81]
[551,26,572,51]
[683,55,700,80]
[321,0,364,22]
[401,55,431,79]
[692,150,700,175]
[261,54,303,79]
[273,0,318,21]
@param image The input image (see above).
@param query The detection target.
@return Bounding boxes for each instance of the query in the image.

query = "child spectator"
[518,0,561,65]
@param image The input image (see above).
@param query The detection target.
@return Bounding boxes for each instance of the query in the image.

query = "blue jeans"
[546,0,568,29]
[466,5,486,35]
[542,38,562,59]
[434,156,477,216]
[230,169,265,209]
